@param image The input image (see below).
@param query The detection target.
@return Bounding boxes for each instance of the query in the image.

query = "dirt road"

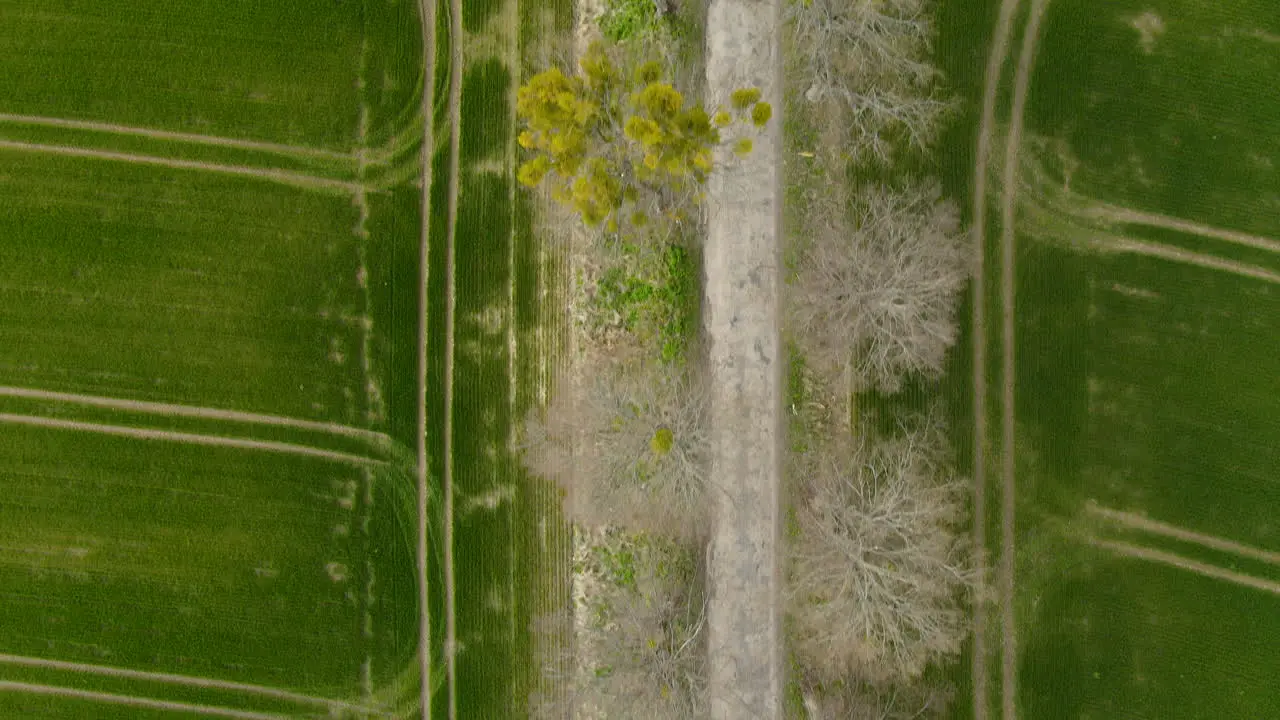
[703,0,785,717]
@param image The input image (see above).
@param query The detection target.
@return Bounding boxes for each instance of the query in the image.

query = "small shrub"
[520,365,711,541]
[752,101,773,127]
[599,0,662,42]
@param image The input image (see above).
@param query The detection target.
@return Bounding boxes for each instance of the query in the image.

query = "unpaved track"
[969,0,1022,715]
[1086,502,1280,566]
[0,112,353,161]
[0,385,390,449]
[1091,539,1280,596]
[442,0,464,716]
[0,680,287,720]
[416,0,440,717]
[0,140,360,194]
[703,0,784,717]
[0,412,384,466]
[0,654,387,716]
[1103,234,1280,284]
[1081,205,1280,255]
[997,1,1050,718]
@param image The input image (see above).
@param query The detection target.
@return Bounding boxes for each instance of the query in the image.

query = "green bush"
[592,241,696,364]
[599,0,661,42]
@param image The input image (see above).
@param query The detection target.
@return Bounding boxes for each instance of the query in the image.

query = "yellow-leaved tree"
[516,41,771,232]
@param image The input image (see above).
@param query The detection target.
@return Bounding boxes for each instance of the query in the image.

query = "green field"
[422,0,574,715]
[0,0,438,717]
[937,0,1280,717]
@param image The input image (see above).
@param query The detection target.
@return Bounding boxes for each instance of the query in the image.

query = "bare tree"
[789,179,967,394]
[520,363,712,542]
[529,532,708,719]
[786,406,979,686]
[785,0,957,164]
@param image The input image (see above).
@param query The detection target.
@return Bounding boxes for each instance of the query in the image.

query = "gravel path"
[703,1,785,717]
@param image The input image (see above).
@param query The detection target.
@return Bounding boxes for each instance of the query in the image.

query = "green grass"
[591,237,700,365]
[0,0,364,148]
[0,151,368,421]
[958,0,1280,716]
[598,0,664,43]
[0,426,421,702]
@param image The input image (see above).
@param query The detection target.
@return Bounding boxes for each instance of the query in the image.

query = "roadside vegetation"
[780,0,979,717]
[515,1,767,716]
[518,0,975,715]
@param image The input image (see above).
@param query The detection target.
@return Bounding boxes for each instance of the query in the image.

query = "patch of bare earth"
[703,0,785,718]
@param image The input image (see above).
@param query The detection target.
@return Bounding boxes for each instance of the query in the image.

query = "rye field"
[938,0,1280,716]
[0,0,452,717]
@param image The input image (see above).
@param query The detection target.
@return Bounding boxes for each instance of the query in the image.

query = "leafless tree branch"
[789,179,968,394]
[786,406,979,686]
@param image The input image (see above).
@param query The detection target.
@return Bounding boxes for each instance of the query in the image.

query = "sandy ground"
[702,0,785,717]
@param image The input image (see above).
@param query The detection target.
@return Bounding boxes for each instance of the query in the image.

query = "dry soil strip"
[442,0,464,717]
[416,0,440,717]
[970,1,1022,715]
[997,1,1050,718]
[0,654,387,717]
[0,412,384,467]
[0,386,390,450]
[703,0,784,717]
[0,113,353,162]
[0,140,360,194]
[1085,502,1280,566]
[0,680,287,720]
[1091,539,1280,596]
[1081,205,1280,256]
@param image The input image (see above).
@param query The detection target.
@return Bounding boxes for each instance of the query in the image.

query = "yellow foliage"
[752,101,773,127]
[634,60,663,84]
[516,156,551,187]
[713,110,731,127]
[734,138,753,156]
[633,82,684,119]
[730,87,762,110]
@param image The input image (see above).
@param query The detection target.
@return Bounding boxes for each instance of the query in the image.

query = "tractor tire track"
[969,0,1022,716]
[416,0,440,718]
[0,680,288,720]
[1090,539,1280,596]
[1086,502,1280,566]
[442,0,464,716]
[997,0,1050,718]
[0,412,384,466]
[0,654,389,717]
[0,386,390,450]
[0,113,353,162]
[1080,204,1280,256]
[0,140,360,194]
